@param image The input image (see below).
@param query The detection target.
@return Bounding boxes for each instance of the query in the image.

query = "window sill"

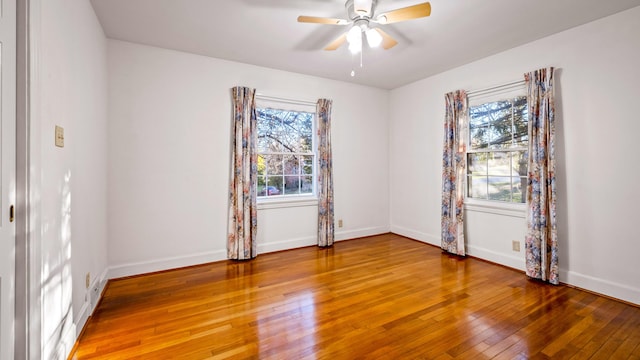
[257,196,318,210]
[464,199,526,218]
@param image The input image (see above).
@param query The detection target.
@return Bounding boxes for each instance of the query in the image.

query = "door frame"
[15,0,42,359]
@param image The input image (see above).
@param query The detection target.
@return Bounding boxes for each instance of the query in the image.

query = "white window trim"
[465,81,528,210]
[464,197,526,218]
[257,195,318,210]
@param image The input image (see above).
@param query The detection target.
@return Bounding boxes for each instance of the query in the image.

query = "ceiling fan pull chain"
[351,53,356,77]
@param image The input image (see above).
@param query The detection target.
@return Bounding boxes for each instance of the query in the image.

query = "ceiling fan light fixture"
[353,0,372,16]
[347,25,363,53]
[298,1,431,58]
[365,28,382,48]
[348,42,361,54]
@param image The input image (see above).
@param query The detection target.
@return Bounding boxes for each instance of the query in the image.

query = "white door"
[0,0,16,358]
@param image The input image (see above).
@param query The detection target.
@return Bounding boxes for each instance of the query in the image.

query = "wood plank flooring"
[70,234,640,359]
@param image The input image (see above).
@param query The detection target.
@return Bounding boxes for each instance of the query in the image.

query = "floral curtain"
[441,90,468,256]
[524,68,558,284]
[227,86,258,260]
[317,99,334,247]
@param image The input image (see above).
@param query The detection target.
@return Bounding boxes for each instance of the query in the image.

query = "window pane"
[469,103,491,150]
[466,96,528,204]
[257,154,266,176]
[513,96,528,147]
[488,176,511,201]
[469,106,490,127]
[257,108,286,152]
[265,177,283,196]
[512,176,527,203]
[488,100,513,149]
[301,176,313,194]
[273,114,291,152]
[284,155,299,175]
[468,176,488,200]
[257,135,277,153]
[467,153,487,175]
[266,154,283,175]
[290,112,313,152]
[302,155,313,175]
[274,111,311,153]
[487,152,510,176]
[284,176,301,195]
[256,104,315,199]
[257,176,266,195]
[470,125,489,149]
[512,150,528,177]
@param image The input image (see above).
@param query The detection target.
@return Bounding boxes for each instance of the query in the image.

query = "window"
[467,96,528,203]
[256,105,315,199]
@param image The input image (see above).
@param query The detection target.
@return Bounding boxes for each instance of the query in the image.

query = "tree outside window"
[467,96,528,203]
[256,107,315,197]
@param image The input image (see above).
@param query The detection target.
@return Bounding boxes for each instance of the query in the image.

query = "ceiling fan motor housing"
[354,18,370,31]
[346,0,379,20]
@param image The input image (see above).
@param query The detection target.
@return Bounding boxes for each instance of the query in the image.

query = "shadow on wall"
[553,69,570,275]
[42,170,75,359]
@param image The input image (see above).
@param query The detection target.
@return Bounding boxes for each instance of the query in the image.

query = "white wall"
[38,0,109,358]
[390,6,640,305]
[107,40,390,278]
[29,4,640,359]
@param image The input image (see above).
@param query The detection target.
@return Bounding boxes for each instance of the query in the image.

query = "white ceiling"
[90,0,640,89]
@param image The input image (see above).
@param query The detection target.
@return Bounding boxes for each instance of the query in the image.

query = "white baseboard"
[75,302,90,338]
[390,224,439,246]
[391,225,524,271]
[335,226,390,241]
[107,250,227,279]
[390,224,639,306]
[258,236,316,254]
[466,244,525,272]
[560,269,640,305]
[107,226,390,280]
[75,268,110,338]
[257,226,390,253]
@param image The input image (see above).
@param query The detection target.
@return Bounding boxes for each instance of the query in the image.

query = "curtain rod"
[255,93,317,107]
[467,79,525,97]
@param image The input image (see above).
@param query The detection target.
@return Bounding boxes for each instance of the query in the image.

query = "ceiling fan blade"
[324,33,347,51]
[297,16,348,25]
[374,28,398,50]
[377,2,431,24]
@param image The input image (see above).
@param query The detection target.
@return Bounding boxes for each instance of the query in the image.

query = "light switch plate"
[55,125,64,147]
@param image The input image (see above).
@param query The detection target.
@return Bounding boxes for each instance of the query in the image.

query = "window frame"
[254,96,318,207]
[465,88,528,213]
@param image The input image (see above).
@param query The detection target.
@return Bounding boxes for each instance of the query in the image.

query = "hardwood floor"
[71,234,640,359]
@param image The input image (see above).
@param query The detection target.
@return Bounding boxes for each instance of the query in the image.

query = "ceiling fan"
[297,0,431,53]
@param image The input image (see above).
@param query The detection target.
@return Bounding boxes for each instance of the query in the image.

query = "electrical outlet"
[512,241,521,252]
[91,282,100,308]
[85,272,91,289]
[338,219,343,228]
